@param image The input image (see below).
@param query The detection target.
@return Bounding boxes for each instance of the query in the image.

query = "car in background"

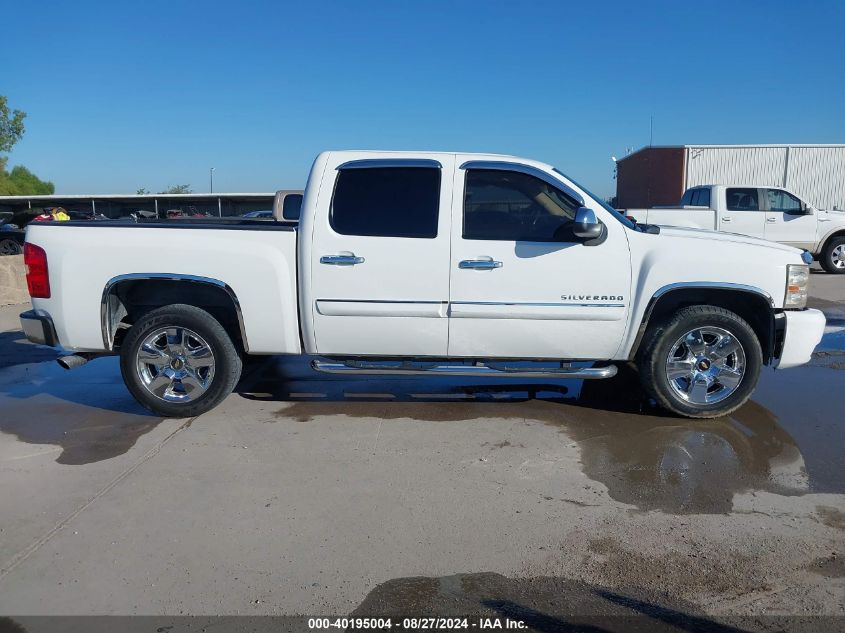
[623,184,845,274]
[0,221,25,255]
[240,210,274,220]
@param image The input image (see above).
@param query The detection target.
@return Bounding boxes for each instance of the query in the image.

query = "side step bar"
[311,360,617,380]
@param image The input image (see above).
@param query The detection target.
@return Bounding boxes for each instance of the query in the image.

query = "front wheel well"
[102,277,246,352]
[820,230,845,257]
[631,288,776,364]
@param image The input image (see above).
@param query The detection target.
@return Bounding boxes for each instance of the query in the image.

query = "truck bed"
[24,220,301,354]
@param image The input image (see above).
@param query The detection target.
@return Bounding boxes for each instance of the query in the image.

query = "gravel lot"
[0,271,843,631]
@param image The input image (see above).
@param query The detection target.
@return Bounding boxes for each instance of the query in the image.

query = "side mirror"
[573,207,604,241]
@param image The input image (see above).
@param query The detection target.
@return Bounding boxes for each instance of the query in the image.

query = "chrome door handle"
[459,258,503,270]
[320,253,365,266]
[721,216,732,222]
[767,217,776,223]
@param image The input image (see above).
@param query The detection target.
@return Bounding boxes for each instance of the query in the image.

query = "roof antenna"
[649,115,654,147]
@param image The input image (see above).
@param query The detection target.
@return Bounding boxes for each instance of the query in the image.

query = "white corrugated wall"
[684,145,845,210]
[786,146,845,211]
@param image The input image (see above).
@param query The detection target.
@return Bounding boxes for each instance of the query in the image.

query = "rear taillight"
[24,243,51,298]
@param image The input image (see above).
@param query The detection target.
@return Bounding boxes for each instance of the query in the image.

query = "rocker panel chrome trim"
[311,359,617,379]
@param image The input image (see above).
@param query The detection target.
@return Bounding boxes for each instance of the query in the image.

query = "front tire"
[637,305,762,418]
[120,304,242,417]
[820,236,845,274]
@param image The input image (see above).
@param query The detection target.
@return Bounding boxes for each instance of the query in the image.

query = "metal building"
[615,144,845,210]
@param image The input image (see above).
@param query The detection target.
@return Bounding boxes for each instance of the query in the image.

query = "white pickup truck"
[20,151,826,419]
[625,184,845,274]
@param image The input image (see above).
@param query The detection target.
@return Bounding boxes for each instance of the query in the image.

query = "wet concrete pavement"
[0,285,843,625]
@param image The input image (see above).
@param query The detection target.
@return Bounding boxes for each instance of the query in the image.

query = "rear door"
[447,161,631,360]
[719,187,766,237]
[310,156,454,356]
[762,188,818,250]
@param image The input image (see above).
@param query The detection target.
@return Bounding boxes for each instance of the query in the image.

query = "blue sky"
[3,0,844,198]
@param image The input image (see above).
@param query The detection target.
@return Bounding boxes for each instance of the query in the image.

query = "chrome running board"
[311,360,617,379]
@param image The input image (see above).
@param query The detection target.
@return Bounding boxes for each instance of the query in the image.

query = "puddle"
[349,571,740,631]
[1,320,843,504]
[0,355,163,465]
[242,353,845,514]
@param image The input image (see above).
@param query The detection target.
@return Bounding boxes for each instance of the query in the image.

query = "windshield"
[552,167,637,230]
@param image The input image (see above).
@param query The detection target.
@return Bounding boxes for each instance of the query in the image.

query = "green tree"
[0,159,55,195]
[136,187,151,195]
[0,95,54,195]
[159,184,192,194]
[0,96,26,153]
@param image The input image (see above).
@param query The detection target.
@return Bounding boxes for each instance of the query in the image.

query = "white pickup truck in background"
[625,184,845,273]
[20,151,826,420]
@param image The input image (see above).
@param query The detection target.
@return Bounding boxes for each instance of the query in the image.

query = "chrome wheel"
[832,244,845,269]
[665,327,746,406]
[135,327,215,402]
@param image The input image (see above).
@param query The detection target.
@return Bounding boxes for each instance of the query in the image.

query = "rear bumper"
[20,309,58,347]
[775,308,826,369]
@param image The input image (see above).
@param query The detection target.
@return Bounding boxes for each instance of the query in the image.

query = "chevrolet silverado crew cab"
[624,184,845,274]
[20,151,826,419]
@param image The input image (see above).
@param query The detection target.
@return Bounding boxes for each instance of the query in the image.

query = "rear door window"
[690,188,710,207]
[331,167,440,238]
[726,188,759,211]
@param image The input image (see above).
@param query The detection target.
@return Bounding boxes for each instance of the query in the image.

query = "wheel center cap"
[697,358,711,371]
[170,357,184,370]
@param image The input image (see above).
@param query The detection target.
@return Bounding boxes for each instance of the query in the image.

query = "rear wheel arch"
[629,285,776,364]
[101,274,247,352]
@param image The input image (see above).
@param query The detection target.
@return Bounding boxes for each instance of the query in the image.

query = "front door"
[762,188,818,250]
[720,188,766,237]
[448,162,631,359]
[310,156,454,356]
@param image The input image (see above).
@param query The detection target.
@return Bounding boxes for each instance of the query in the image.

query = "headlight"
[784,264,809,309]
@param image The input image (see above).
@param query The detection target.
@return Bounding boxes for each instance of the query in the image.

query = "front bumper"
[776,308,826,369]
[20,309,58,347]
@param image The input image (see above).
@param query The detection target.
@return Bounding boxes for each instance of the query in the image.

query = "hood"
[656,226,801,254]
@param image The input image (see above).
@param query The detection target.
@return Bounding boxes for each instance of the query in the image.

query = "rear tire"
[820,236,845,274]
[0,238,22,256]
[120,304,242,417]
[637,305,762,419]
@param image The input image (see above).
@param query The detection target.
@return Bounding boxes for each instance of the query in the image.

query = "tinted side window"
[696,188,711,207]
[766,189,802,212]
[331,168,440,238]
[680,190,693,206]
[463,170,579,242]
[726,188,759,211]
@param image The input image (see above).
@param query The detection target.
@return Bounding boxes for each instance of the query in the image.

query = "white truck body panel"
[447,153,630,359]
[28,225,301,354]
[305,151,456,356]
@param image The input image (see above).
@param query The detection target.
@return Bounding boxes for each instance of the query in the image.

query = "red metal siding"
[616,147,686,208]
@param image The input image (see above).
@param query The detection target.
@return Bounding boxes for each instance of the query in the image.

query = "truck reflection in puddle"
[243,358,823,515]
